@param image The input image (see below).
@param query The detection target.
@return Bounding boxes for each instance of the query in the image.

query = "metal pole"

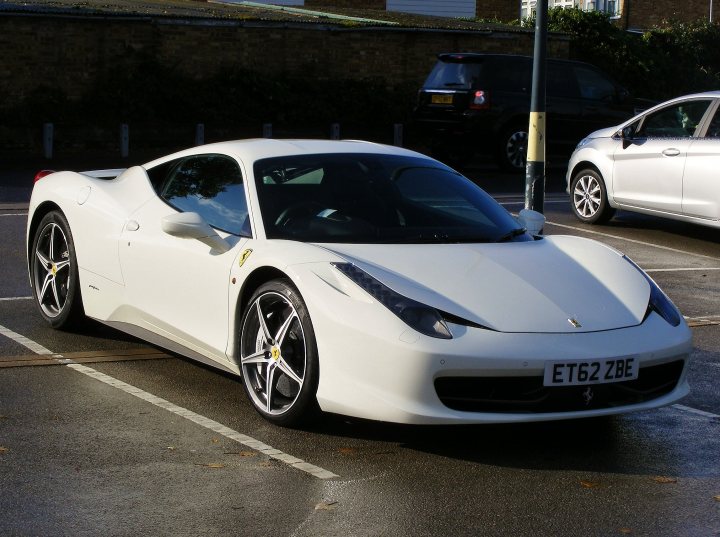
[525,0,548,215]
[711,0,714,23]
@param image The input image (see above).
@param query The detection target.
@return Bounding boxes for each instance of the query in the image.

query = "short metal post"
[120,124,129,158]
[393,123,404,147]
[195,123,205,146]
[331,123,340,140]
[262,123,273,138]
[42,123,54,159]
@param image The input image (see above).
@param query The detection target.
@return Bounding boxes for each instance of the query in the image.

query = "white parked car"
[28,139,691,427]
[567,91,720,226]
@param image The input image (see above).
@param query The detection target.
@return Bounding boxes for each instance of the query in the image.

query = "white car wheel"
[239,280,319,426]
[571,169,615,224]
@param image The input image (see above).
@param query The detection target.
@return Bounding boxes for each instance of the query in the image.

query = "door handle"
[662,148,681,157]
[126,220,140,231]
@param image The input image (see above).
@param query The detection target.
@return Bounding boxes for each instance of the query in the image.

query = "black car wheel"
[497,124,528,171]
[31,211,85,329]
[239,279,320,427]
[570,168,616,224]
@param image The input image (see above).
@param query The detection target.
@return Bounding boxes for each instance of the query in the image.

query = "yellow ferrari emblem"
[238,248,253,267]
[51,264,57,276]
[271,347,280,361]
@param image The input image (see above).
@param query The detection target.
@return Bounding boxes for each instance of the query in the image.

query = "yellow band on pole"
[527,111,546,163]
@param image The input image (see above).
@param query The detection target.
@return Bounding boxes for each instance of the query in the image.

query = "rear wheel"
[570,168,616,224]
[239,279,319,427]
[31,211,84,329]
[497,124,528,171]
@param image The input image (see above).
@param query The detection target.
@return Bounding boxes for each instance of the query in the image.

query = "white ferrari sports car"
[27,139,692,426]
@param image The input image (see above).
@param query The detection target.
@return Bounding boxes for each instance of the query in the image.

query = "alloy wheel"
[241,291,307,416]
[33,222,72,318]
[573,174,602,218]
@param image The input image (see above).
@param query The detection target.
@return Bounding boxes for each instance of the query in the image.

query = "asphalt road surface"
[1,165,719,537]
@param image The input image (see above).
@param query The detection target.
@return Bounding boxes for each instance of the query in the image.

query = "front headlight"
[332,262,453,339]
[575,137,592,150]
[623,256,682,327]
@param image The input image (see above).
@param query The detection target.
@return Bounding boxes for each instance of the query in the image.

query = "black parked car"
[413,53,642,170]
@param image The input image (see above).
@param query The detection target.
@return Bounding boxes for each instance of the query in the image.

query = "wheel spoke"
[50,278,62,310]
[265,362,277,413]
[55,259,71,273]
[36,249,50,268]
[255,300,273,344]
[241,349,269,365]
[277,357,303,386]
[274,310,298,347]
[49,224,57,261]
[39,272,53,303]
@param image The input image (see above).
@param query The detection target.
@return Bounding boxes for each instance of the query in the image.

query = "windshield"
[423,61,483,89]
[253,153,529,244]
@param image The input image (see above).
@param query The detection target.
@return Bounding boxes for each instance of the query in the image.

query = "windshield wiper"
[494,227,527,243]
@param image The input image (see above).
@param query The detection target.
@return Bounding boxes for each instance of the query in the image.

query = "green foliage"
[524,7,720,100]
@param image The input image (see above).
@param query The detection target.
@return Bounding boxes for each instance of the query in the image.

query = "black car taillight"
[469,90,490,110]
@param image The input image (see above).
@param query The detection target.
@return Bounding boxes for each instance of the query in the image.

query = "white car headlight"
[575,137,593,150]
[623,256,682,327]
[332,262,453,339]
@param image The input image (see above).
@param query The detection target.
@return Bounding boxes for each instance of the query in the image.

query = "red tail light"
[469,90,490,110]
[34,170,55,183]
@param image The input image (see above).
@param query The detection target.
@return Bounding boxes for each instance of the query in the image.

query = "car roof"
[436,52,591,67]
[143,139,426,169]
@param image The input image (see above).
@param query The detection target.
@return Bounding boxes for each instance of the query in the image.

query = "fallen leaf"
[713,495,720,502]
[211,438,220,444]
[0,446,8,454]
[619,529,632,535]
[315,500,338,511]
[653,476,677,484]
[166,446,176,451]
[579,480,600,488]
[237,451,256,457]
[338,447,355,455]
[195,463,224,469]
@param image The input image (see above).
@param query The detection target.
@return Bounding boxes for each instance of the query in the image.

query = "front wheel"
[30,211,85,329]
[239,279,320,427]
[570,169,616,224]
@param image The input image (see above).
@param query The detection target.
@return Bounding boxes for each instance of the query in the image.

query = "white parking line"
[0,323,339,480]
[0,297,32,301]
[545,220,720,261]
[672,404,720,419]
[644,267,720,272]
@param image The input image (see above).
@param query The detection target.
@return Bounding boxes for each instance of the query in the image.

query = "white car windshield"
[254,153,529,244]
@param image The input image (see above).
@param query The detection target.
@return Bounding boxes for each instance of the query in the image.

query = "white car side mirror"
[161,212,230,253]
[517,209,545,236]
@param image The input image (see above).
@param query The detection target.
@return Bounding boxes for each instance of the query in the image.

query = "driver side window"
[150,154,251,237]
[637,100,712,138]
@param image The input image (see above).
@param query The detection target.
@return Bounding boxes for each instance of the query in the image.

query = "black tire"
[30,211,85,329]
[239,279,320,427]
[570,168,616,224]
[496,124,528,172]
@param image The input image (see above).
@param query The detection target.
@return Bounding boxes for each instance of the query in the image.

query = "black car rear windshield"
[253,153,529,244]
[423,61,484,90]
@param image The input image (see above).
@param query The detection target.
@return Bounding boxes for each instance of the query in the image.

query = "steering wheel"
[274,201,326,227]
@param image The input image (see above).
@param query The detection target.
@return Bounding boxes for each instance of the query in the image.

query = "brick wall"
[0,13,569,156]
[619,0,719,28]
[0,14,568,108]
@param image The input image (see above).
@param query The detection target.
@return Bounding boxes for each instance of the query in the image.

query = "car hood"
[319,236,650,333]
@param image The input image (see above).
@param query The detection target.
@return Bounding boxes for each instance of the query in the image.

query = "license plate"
[543,357,638,386]
[431,94,453,104]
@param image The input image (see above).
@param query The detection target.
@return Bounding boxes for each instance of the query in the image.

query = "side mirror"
[161,212,230,253]
[517,209,545,236]
[621,125,636,140]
